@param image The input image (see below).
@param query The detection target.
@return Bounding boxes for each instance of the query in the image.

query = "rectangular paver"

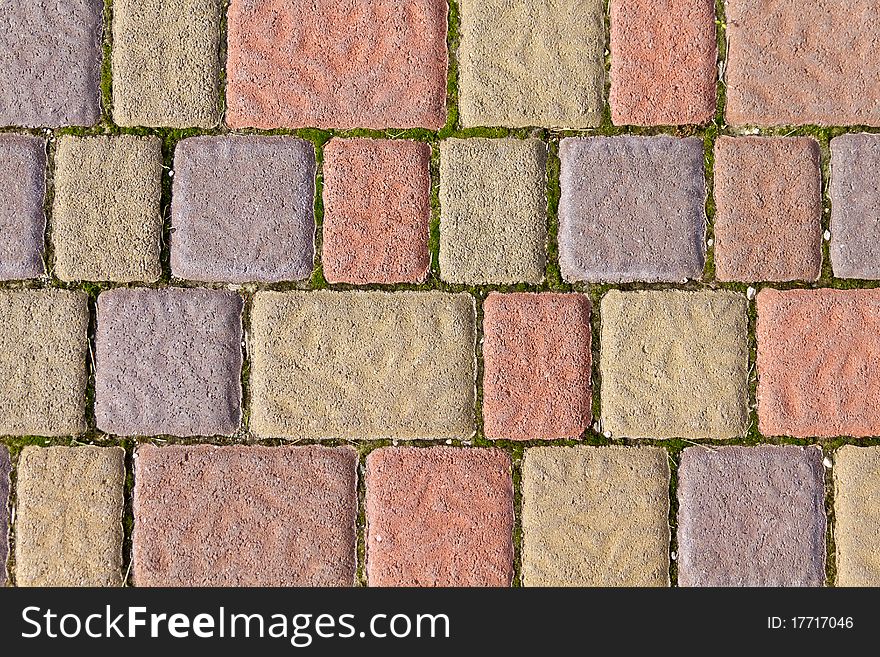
[0,134,46,280]
[0,446,8,587]
[714,136,822,282]
[322,138,431,285]
[133,445,357,586]
[95,288,243,437]
[226,0,448,129]
[171,136,315,283]
[0,289,88,437]
[15,446,125,587]
[757,288,880,438]
[600,290,749,439]
[559,136,706,283]
[678,445,826,587]
[458,0,604,128]
[833,446,880,586]
[366,447,514,587]
[52,135,163,283]
[482,293,591,441]
[250,291,475,440]
[439,138,547,284]
[522,447,670,587]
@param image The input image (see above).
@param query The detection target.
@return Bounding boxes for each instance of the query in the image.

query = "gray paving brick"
[0,134,46,280]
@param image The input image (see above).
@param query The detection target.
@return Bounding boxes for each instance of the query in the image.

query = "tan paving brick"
[834,446,880,586]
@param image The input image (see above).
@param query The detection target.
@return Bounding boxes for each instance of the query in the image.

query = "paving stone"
[559,137,706,283]
[251,291,475,440]
[226,0,447,129]
[0,0,102,127]
[522,447,670,586]
[95,288,243,437]
[830,133,880,279]
[439,138,547,284]
[714,136,823,282]
[458,0,604,128]
[171,136,315,283]
[322,138,431,285]
[365,447,514,586]
[725,0,880,126]
[757,288,880,438]
[0,289,89,436]
[677,445,826,587]
[482,293,591,441]
[834,446,880,586]
[15,446,125,587]
[112,0,222,127]
[0,446,8,586]
[600,290,749,439]
[53,135,163,283]
[133,445,357,586]
[0,134,46,280]
[609,0,716,126]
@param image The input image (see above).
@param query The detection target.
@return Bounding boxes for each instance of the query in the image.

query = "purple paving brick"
[171,136,316,283]
[0,134,46,280]
[558,136,706,283]
[0,446,9,586]
[95,288,243,437]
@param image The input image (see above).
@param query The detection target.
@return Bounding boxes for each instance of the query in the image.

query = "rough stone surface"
[15,446,125,587]
[0,446,8,587]
[226,0,447,129]
[365,447,514,587]
[714,136,823,282]
[725,0,880,126]
[609,0,716,126]
[53,135,163,283]
[112,0,221,128]
[322,139,431,285]
[171,136,315,283]
[0,134,46,280]
[95,288,243,437]
[830,133,880,279]
[522,447,670,587]
[458,0,604,128]
[482,293,591,441]
[251,291,475,440]
[757,288,880,438]
[559,136,706,283]
[0,289,89,436]
[678,445,826,587]
[439,138,547,284]
[0,0,103,127]
[133,445,357,586]
[601,290,749,439]
[834,446,880,586]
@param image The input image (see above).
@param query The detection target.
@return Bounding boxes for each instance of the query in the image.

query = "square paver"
[95,288,243,437]
[834,446,880,586]
[714,136,822,282]
[830,133,880,279]
[15,446,125,587]
[559,137,706,283]
[365,447,514,586]
[0,289,89,436]
[52,135,163,283]
[458,0,604,128]
[439,138,547,284]
[609,0,716,126]
[0,134,46,280]
[725,0,880,126]
[600,290,749,439]
[0,0,103,127]
[250,291,475,440]
[133,445,357,586]
[171,136,315,283]
[0,446,8,586]
[522,447,670,586]
[678,445,826,587]
[482,293,591,441]
[757,288,880,438]
[112,0,222,127]
[322,138,431,285]
[226,0,447,129]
